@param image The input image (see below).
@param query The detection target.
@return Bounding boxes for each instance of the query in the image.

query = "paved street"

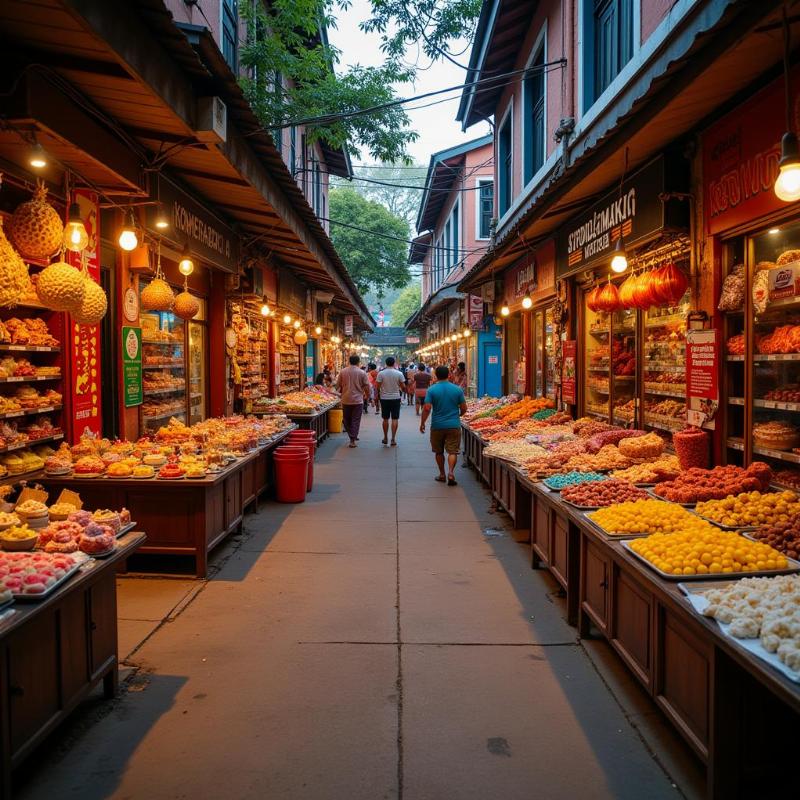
[17,414,700,799]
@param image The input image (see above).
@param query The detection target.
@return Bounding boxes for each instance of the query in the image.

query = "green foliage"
[391,282,421,327]
[238,0,480,163]
[329,187,410,297]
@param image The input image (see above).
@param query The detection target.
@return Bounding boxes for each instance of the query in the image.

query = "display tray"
[690,511,758,532]
[679,580,800,684]
[11,560,83,602]
[117,521,136,538]
[542,477,608,492]
[620,539,800,581]
[581,511,650,540]
[646,488,695,508]
[0,597,13,613]
[560,497,606,511]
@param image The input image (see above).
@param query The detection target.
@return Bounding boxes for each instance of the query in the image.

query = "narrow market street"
[17,416,700,800]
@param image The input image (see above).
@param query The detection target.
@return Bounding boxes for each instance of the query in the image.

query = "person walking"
[419,364,467,485]
[405,363,415,406]
[453,361,468,390]
[375,356,406,446]
[368,363,380,415]
[412,363,432,416]
[335,355,370,448]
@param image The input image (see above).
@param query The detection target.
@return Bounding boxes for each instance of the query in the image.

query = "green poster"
[122,326,142,407]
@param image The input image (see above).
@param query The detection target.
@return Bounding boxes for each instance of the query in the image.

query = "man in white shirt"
[375,356,406,446]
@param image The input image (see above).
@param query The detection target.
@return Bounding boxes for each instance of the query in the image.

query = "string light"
[118,209,138,251]
[178,244,194,276]
[500,305,510,317]
[260,297,270,316]
[521,296,533,309]
[283,314,292,325]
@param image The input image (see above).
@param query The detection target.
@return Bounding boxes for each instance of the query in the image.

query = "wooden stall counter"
[0,532,145,799]
[286,403,338,444]
[39,430,294,578]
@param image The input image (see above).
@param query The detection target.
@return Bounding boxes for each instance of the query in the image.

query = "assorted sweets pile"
[0,551,88,601]
[41,414,295,480]
[652,463,773,504]
[561,479,648,508]
[543,471,607,491]
[694,490,800,529]
[752,421,800,451]
[0,443,56,476]
[462,396,564,443]
[699,575,800,673]
[588,499,716,537]
[252,386,339,415]
[0,387,62,414]
[610,455,681,484]
[0,356,60,379]
[0,318,59,347]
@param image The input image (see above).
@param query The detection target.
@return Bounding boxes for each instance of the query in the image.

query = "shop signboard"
[468,295,483,329]
[146,175,239,272]
[66,188,102,438]
[687,329,719,402]
[122,326,142,407]
[703,68,800,235]
[555,156,685,277]
[405,335,420,344]
[561,340,577,404]
[503,239,556,306]
[344,315,353,336]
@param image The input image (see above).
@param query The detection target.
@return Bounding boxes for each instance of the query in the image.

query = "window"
[290,127,297,175]
[477,180,493,239]
[450,200,460,270]
[222,0,238,73]
[523,41,546,185]
[497,109,513,217]
[585,0,633,108]
[444,219,451,271]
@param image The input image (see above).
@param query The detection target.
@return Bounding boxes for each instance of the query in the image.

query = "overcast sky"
[327,0,492,166]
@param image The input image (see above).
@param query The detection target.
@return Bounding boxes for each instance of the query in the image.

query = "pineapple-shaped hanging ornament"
[36,246,86,312]
[71,250,108,326]
[140,240,175,312]
[9,180,64,260]
[173,273,199,320]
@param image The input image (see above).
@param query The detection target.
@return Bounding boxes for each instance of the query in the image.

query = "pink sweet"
[23,583,45,594]
[67,510,93,527]
[3,577,22,591]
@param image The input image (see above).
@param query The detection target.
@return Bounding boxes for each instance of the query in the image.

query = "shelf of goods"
[253,387,340,444]
[0,310,65,473]
[0,532,145,796]
[277,328,301,396]
[39,416,297,577]
[458,410,800,796]
[722,221,800,488]
[228,300,270,409]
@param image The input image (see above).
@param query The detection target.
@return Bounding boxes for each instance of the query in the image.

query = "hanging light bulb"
[463,328,471,338]
[29,142,47,170]
[63,202,89,252]
[293,319,301,329]
[260,297,270,316]
[118,210,138,251]
[178,244,194,276]
[521,295,533,309]
[500,305,510,317]
[314,325,322,335]
[775,133,800,201]
[610,238,628,273]
[283,314,292,325]
[155,204,169,230]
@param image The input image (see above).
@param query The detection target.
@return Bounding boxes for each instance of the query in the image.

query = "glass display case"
[531,307,556,400]
[723,221,800,481]
[642,288,690,444]
[140,303,186,433]
[611,305,637,427]
[584,292,611,419]
[188,318,206,425]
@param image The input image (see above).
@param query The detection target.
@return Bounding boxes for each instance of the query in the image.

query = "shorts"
[430,428,461,455]
[414,389,427,403]
[381,398,402,420]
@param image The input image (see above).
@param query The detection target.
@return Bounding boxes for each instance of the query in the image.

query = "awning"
[459,0,784,292]
[0,0,373,329]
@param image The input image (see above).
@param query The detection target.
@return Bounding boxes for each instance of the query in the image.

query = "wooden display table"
[286,403,337,444]
[461,425,490,484]
[462,431,800,797]
[0,532,145,798]
[40,431,293,578]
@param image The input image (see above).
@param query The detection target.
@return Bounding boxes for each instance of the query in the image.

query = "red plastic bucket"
[274,448,309,503]
[288,435,316,491]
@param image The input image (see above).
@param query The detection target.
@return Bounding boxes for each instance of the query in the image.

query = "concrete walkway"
[17,413,702,799]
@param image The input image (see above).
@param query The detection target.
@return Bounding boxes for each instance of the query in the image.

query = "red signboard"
[503,239,555,306]
[468,294,483,329]
[687,329,719,401]
[562,340,577,405]
[703,68,800,235]
[66,188,102,440]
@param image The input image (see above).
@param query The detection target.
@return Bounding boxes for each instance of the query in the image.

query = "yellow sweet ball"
[695,490,800,529]
[589,499,717,536]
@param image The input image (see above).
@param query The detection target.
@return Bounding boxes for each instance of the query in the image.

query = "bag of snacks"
[672,426,709,470]
[753,268,769,314]
[717,264,745,311]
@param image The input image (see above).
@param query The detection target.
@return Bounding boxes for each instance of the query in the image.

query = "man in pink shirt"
[336,355,371,447]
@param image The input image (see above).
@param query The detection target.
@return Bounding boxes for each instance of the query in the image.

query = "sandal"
[390,441,397,446]
[447,477,458,486]
[435,475,446,483]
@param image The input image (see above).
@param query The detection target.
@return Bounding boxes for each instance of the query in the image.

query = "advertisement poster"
[122,327,142,407]
[687,329,719,406]
[344,315,353,336]
[562,340,577,404]
[468,295,483,329]
[66,188,102,438]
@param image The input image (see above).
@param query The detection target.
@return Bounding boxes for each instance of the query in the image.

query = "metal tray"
[116,521,136,539]
[581,511,650,540]
[678,579,800,683]
[689,511,757,532]
[620,539,800,581]
[11,559,84,602]
[645,488,695,507]
[560,497,604,511]
[542,476,608,493]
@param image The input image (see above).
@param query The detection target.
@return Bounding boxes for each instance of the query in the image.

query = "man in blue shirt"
[419,365,467,486]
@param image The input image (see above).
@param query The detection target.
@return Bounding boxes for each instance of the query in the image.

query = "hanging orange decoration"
[596,279,621,313]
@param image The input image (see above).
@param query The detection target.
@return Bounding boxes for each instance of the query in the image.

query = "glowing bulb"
[500,305,510,317]
[63,203,88,252]
[29,143,47,169]
[775,132,800,202]
[293,319,301,329]
[463,328,471,338]
[260,299,270,316]
[769,228,781,234]
[521,295,533,309]
[314,325,322,335]
[118,227,138,251]
[283,314,292,325]
[610,237,628,273]
[178,245,194,275]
